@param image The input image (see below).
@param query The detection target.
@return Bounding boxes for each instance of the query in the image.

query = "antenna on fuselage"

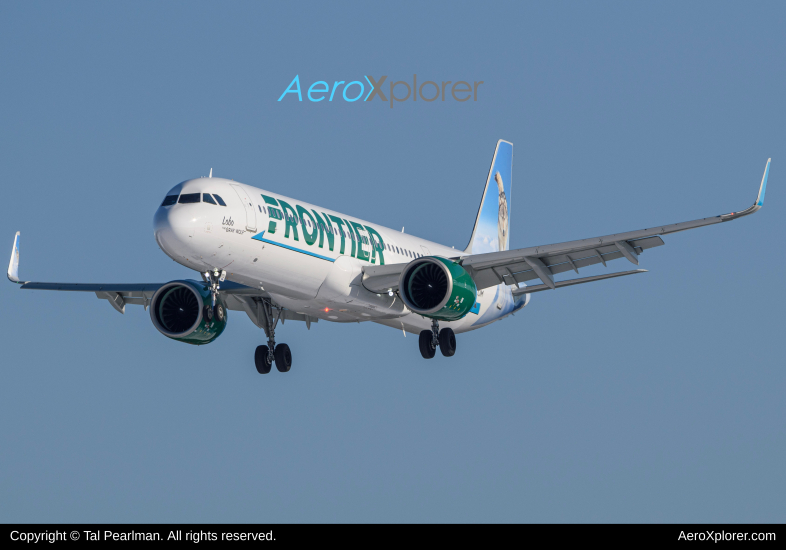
[209,168,213,178]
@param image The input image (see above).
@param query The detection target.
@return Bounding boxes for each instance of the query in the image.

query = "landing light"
[324,307,329,312]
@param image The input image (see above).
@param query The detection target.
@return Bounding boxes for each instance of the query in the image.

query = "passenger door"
[230,184,257,232]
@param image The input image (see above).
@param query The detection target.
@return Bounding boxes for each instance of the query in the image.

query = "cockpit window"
[203,193,217,205]
[212,194,227,206]
[178,193,200,204]
[161,195,178,206]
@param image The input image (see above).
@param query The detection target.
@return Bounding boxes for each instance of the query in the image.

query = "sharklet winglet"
[756,158,770,206]
[721,158,771,221]
[7,231,22,283]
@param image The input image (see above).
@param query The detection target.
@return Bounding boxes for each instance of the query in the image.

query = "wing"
[462,159,770,290]
[15,279,268,314]
[7,232,271,315]
[363,159,770,293]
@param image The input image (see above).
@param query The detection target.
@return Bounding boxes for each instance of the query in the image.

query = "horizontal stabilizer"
[512,269,647,295]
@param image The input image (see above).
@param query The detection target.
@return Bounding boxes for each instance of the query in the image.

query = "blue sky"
[0,1,784,522]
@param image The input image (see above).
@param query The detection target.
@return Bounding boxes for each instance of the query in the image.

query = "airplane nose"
[154,205,195,258]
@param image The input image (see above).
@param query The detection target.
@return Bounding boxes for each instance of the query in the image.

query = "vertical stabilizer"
[465,140,513,254]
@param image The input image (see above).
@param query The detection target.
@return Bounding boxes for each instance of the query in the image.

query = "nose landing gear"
[418,319,457,359]
[253,298,293,374]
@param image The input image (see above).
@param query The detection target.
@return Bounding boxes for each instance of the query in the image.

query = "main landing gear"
[419,319,457,359]
[254,299,293,374]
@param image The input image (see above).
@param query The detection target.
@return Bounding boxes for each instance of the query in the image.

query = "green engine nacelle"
[398,256,477,321]
[150,280,228,345]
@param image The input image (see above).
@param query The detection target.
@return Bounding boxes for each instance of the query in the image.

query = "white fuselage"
[153,177,528,334]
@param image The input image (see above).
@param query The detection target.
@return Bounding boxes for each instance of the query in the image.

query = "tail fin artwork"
[465,140,513,254]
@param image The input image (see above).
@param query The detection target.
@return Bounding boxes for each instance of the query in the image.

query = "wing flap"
[474,236,664,288]
[512,269,647,295]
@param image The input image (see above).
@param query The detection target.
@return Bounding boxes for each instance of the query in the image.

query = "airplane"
[7,141,770,373]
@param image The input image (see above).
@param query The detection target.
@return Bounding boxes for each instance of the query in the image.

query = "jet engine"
[398,257,477,321]
[149,280,227,345]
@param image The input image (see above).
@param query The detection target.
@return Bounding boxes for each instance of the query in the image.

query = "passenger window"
[203,194,217,205]
[179,193,200,204]
[212,194,227,206]
[161,195,178,206]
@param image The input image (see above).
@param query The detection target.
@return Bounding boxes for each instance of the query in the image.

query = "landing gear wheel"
[255,345,272,374]
[419,330,436,359]
[275,343,292,372]
[203,305,213,322]
[439,328,456,357]
[214,303,225,322]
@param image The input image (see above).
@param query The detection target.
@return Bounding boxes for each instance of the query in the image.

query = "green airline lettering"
[365,226,386,265]
[343,218,357,257]
[314,211,335,251]
[349,221,369,261]
[257,195,382,265]
[261,194,280,206]
[296,205,318,246]
[277,199,299,241]
[309,210,326,248]
[261,195,282,235]
[327,215,347,254]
